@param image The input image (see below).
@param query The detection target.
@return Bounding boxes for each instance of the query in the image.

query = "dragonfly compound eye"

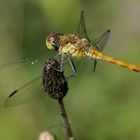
[42,59,68,99]
[46,32,63,51]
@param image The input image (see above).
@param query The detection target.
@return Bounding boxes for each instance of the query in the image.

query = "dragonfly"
[1,11,140,106]
[46,10,140,75]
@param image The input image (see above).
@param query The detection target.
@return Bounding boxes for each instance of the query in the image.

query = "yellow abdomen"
[85,48,140,72]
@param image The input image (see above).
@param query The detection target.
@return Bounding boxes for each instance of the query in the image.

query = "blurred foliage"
[0,0,140,140]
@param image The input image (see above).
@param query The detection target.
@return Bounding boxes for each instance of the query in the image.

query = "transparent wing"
[0,55,46,89]
[91,29,110,72]
[0,57,39,79]
[91,29,110,52]
[0,58,41,90]
[4,76,44,107]
[0,56,39,69]
[77,10,90,42]
[0,57,30,72]
[0,50,48,74]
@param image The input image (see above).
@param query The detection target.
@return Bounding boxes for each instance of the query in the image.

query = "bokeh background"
[0,0,140,140]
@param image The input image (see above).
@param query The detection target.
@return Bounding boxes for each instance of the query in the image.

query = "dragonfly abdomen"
[85,48,140,72]
[104,56,140,72]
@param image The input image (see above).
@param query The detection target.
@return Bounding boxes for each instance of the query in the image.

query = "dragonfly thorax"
[47,32,92,58]
[46,32,63,51]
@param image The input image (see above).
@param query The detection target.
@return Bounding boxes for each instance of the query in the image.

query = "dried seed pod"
[42,59,68,99]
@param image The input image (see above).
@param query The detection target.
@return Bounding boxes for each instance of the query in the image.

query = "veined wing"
[0,58,40,90]
[90,29,110,71]
[0,57,29,70]
[0,49,52,85]
[67,10,90,75]
[0,50,49,73]
[91,29,110,52]
[76,11,110,72]
[4,75,44,107]
[77,10,90,42]
[0,57,38,75]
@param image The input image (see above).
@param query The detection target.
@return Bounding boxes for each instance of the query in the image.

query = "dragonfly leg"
[47,58,76,79]
[60,54,64,71]
[92,46,99,72]
[67,57,77,78]
[53,53,61,59]
[92,59,97,72]
[46,56,64,73]
[49,65,64,73]
[49,54,64,72]
[50,55,77,78]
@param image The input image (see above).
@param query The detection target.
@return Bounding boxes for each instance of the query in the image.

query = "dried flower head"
[42,59,68,99]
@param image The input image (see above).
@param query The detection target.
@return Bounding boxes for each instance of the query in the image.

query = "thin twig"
[58,99,74,140]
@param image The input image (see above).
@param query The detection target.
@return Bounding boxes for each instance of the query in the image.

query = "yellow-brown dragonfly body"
[1,11,140,107]
[46,11,140,73]
[46,32,140,72]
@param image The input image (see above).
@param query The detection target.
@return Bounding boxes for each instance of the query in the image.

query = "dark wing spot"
[8,90,18,98]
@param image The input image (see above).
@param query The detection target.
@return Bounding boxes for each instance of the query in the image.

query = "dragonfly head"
[46,32,63,51]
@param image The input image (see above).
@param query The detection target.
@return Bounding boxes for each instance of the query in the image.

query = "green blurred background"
[0,0,140,139]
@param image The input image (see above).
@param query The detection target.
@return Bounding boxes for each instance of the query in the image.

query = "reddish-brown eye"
[47,33,57,42]
[47,32,63,42]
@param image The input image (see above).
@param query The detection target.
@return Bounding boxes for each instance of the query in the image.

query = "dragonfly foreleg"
[60,54,64,72]
[53,54,77,78]
[51,54,65,72]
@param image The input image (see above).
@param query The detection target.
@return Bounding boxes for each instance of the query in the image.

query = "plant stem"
[58,99,74,140]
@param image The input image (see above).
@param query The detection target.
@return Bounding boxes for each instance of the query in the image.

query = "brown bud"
[42,59,68,99]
